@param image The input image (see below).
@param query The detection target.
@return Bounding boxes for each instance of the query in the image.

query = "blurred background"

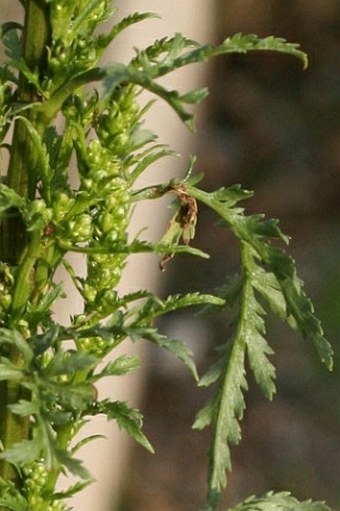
[117,2,340,511]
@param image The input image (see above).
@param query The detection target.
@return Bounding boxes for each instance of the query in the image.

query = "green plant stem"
[0,0,51,491]
[10,230,42,322]
[0,351,30,484]
[45,423,75,495]
[3,0,50,263]
[45,369,93,494]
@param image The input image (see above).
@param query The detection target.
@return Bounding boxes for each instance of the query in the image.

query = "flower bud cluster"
[82,180,130,308]
[48,0,110,88]
[23,462,66,511]
[48,37,97,77]
[73,86,141,314]
[26,199,54,232]
[0,263,14,323]
[52,192,75,223]
[50,191,92,243]
[96,86,140,157]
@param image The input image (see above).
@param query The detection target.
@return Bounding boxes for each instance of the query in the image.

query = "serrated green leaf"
[44,409,73,427]
[53,478,94,500]
[181,87,209,104]
[43,350,97,377]
[186,184,333,506]
[0,436,41,465]
[2,25,21,62]
[0,360,24,382]
[12,59,44,94]
[243,288,276,400]
[189,185,333,370]
[56,448,91,479]
[263,247,333,369]
[0,22,23,41]
[252,266,289,320]
[39,29,307,129]
[44,381,96,412]
[197,349,229,389]
[0,477,28,511]
[157,293,225,316]
[29,325,62,356]
[93,400,154,453]
[128,126,156,151]
[0,328,33,363]
[238,244,276,400]
[96,12,160,51]
[130,145,175,182]
[193,395,219,430]
[0,184,26,216]
[212,184,253,207]
[71,434,105,454]
[199,274,243,319]
[207,335,247,491]
[70,0,112,35]
[135,292,225,325]
[95,354,140,378]
[229,491,332,511]
[57,236,209,259]
[100,33,306,130]
[8,399,39,416]
[129,33,198,70]
[195,242,277,502]
[34,283,66,313]
[127,325,198,381]
[195,326,247,495]
[176,32,307,70]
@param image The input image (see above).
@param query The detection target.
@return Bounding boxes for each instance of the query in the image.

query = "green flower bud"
[113,205,126,220]
[98,212,115,233]
[83,283,97,303]
[0,294,12,310]
[53,192,75,220]
[69,214,92,241]
[91,169,108,183]
[83,178,94,190]
[91,253,107,264]
[104,230,119,244]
